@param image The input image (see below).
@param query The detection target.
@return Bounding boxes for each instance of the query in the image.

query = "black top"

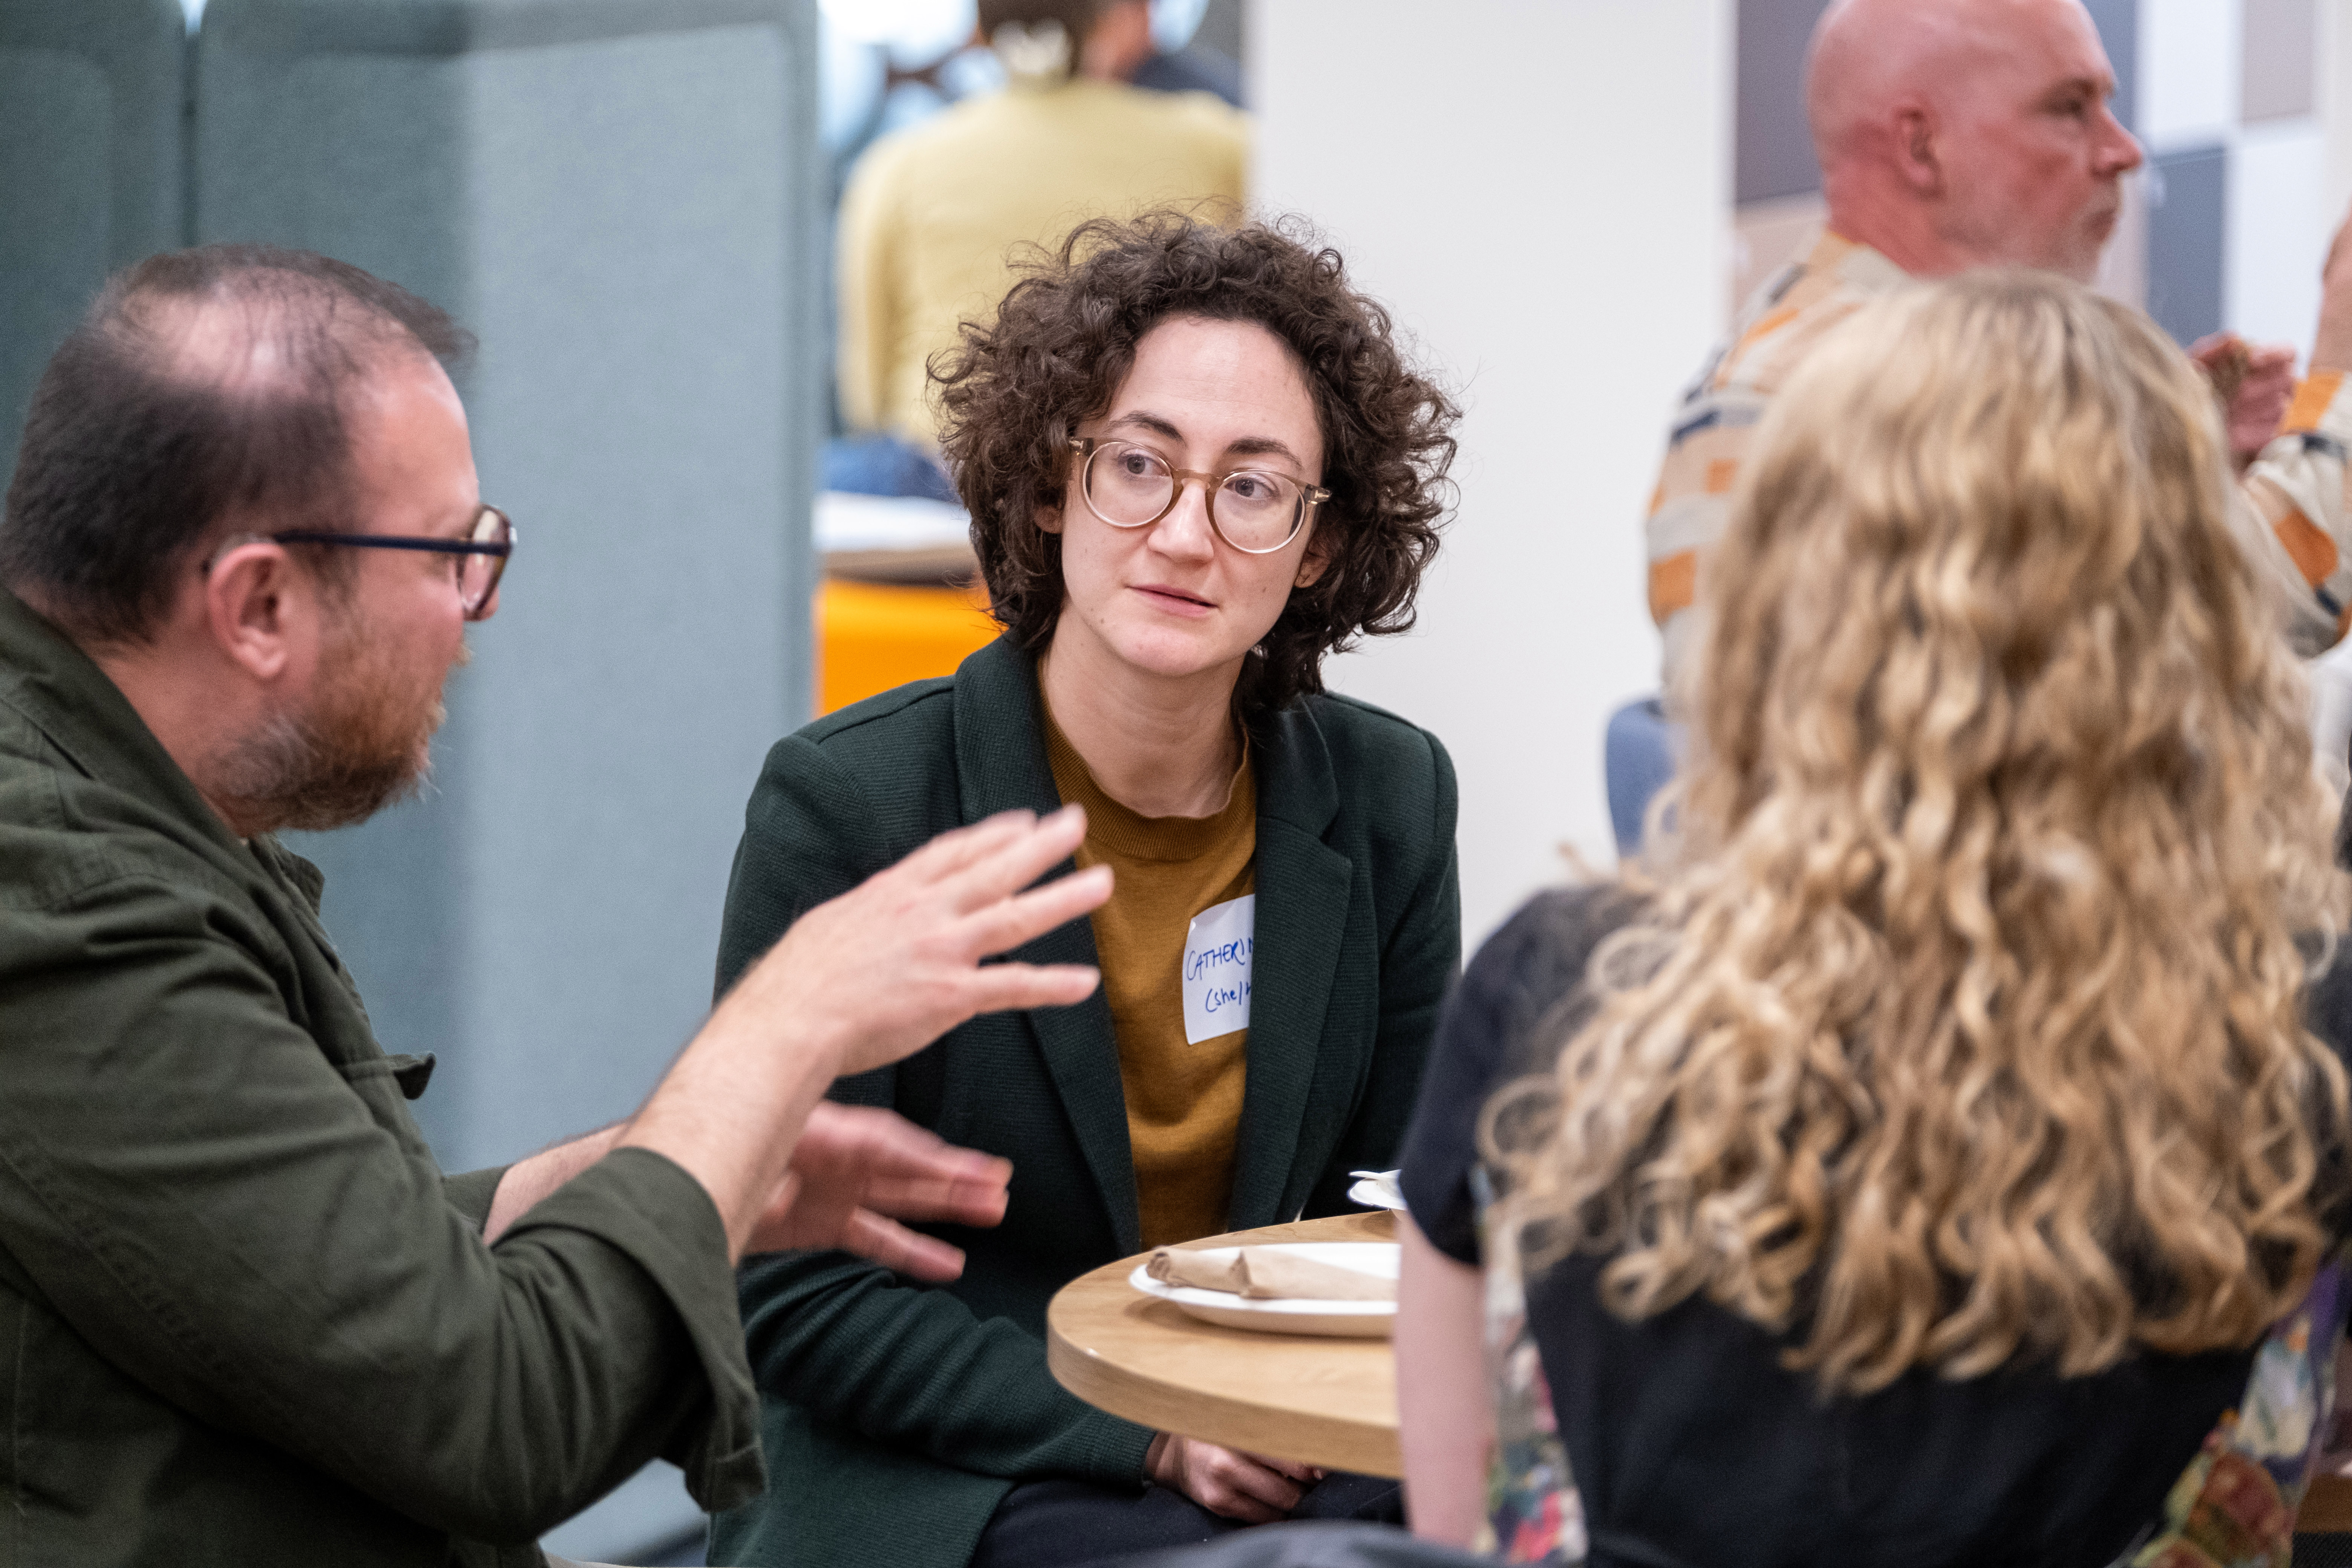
[1399,887,2352,1568]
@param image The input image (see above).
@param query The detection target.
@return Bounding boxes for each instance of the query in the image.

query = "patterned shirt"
[1645,230,2352,695]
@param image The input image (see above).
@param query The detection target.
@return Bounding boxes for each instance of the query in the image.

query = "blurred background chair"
[1603,696,1679,858]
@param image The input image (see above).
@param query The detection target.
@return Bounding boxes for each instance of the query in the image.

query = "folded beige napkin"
[1146,1246,1396,1302]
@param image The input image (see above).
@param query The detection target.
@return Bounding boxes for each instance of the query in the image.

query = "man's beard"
[215,617,457,835]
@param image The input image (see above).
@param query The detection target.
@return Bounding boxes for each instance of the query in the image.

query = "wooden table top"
[1045,1210,1402,1479]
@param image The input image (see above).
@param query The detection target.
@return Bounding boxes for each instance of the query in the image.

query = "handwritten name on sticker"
[1181,894,1256,1045]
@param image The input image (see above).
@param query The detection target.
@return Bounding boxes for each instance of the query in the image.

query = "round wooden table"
[1045,1210,1402,1478]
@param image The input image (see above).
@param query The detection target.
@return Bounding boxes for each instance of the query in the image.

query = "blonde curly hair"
[1488,271,2350,1395]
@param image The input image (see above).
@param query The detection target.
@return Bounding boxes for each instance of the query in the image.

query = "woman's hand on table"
[743,1103,1012,1279]
[1145,1433,1322,1522]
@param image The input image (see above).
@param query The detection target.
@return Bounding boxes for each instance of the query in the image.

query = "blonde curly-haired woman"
[1395,270,2352,1568]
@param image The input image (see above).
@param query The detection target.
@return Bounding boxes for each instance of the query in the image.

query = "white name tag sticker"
[1181,894,1256,1044]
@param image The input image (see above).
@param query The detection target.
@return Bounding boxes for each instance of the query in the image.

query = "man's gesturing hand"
[726,805,1110,1077]
[619,807,1106,1260]
[745,1103,1012,1278]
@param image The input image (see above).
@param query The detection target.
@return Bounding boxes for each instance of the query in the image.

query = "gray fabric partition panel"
[198,0,821,1171]
[2081,0,2139,133]
[0,0,188,499]
[2148,144,2228,349]
[1733,0,1831,204]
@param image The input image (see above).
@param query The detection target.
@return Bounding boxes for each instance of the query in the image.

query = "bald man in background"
[1642,0,2352,696]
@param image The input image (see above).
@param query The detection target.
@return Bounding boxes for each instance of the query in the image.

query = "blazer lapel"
[951,639,1141,1251]
[1227,701,1353,1229]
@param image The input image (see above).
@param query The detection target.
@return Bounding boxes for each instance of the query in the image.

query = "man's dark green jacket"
[708,638,1461,1568]
[0,587,763,1566]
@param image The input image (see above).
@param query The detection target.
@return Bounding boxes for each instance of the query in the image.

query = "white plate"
[1347,1169,1404,1211]
[1129,1242,1399,1338]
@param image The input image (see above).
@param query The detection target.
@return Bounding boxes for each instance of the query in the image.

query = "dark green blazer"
[707,637,1459,1568]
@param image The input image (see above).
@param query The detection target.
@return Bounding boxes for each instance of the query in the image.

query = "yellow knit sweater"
[1044,711,1253,1248]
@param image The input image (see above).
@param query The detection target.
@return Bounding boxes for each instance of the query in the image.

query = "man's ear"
[1893,106,1944,196]
[202,541,311,683]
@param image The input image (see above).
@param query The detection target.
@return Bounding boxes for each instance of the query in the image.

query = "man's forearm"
[484,1124,624,1243]
[616,1012,839,1265]
[1396,1214,1494,1545]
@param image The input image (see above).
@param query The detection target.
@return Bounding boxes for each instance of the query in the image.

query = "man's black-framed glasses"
[1069,437,1329,555]
[270,505,515,619]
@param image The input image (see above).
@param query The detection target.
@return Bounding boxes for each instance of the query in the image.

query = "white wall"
[1248,0,1733,948]
[2327,0,2352,218]
[2140,0,2243,149]
[2230,119,2329,354]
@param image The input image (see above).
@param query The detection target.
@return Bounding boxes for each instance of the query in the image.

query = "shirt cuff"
[510,1148,764,1511]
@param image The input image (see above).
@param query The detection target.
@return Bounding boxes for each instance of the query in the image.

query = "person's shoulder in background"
[1063,77,1247,185]
[1142,80,1248,173]
[1150,82,1248,137]
[838,96,966,198]
[849,78,1245,212]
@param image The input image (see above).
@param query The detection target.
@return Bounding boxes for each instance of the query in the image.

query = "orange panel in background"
[816,578,1001,716]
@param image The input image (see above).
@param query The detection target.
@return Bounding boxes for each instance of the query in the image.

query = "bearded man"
[0,244,1111,1567]
[1642,0,2352,696]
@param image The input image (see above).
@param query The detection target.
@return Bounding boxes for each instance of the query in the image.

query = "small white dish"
[1347,1169,1405,1211]
[1129,1242,1399,1338]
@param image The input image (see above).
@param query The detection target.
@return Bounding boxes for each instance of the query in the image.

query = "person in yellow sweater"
[835,0,1248,467]
[713,212,1462,1568]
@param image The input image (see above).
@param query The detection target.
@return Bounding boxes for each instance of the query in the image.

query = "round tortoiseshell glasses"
[1069,437,1328,555]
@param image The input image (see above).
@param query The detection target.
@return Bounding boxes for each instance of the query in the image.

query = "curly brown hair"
[933,211,1459,720]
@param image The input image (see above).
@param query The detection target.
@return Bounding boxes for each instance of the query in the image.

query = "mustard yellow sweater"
[1044,712,1253,1248]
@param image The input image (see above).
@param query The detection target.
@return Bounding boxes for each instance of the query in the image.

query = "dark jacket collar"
[946,636,1341,838]
[0,585,248,863]
[946,636,1355,1247]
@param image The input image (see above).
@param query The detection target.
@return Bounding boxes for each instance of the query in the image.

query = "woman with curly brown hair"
[709,212,1463,1568]
[1396,271,2352,1568]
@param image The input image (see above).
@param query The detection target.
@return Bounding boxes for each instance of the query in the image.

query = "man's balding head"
[1804,0,2140,281]
[0,245,467,643]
